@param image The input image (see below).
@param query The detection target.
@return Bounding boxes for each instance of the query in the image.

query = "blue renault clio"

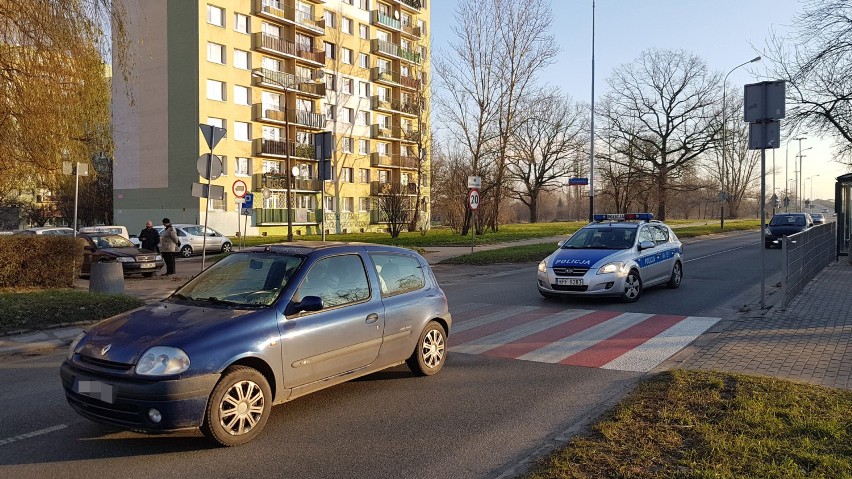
[61,242,452,446]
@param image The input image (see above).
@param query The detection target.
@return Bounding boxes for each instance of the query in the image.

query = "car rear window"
[371,253,425,297]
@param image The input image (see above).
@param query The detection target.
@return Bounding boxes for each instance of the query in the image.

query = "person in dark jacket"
[139,220,160,252]
[159,218,180,275]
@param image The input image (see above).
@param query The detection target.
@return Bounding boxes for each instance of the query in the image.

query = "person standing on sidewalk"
[159,218,179,275]
[139,220,160,252]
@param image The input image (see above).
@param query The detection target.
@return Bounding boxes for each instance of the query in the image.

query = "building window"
[342,197,354,212]
[325,195,335,212]
[359,24,369,39]
[234,49,250,69]
[377,142,389,155]
[234,85,250,105]
[206,117,226,132]
[341,47,353,65]
[207,79,225,101]
[207,42,225,64]
[359,0,370,10]
[324,73,336,90]
[234,122,251,142]
[379,170,389,183]
[342,137,353,152]
[342,167,354,183]
[323,11,335,28]
[359,168,370,183]
[359,53,369,69]
[357,110,369,126]
[342,17,353,34]
[342,77,353,94]
[209,192,228,211]
[235,157,251,176]
[359,197,370,212]
[207,5,225,27]
[234,13,250,33]
[358,81,369,97]
[358,139,369,155]
[324,42,336,60]
[325,104,335,120]
[341,107,353,124]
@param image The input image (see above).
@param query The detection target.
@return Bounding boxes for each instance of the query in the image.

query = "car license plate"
[73,379,116,404]
[140,262,156,268]
[556,278,583,286]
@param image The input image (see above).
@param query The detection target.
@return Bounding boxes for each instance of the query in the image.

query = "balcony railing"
[371,10,400,29]
[371,181,418,196]
[370,153,419,169]
[400,73,421,90]
[258,208,320,225]
[398,0,423,10]
[253,33,325,64]
[253,105,325,129]
[401,23,421,38]
[370,67,399,85]
[402,128,420,143]
[252,68,326,96]
[254,138,317,159]
[371,124,402,140]
[254,173,321,191]
[370,39,421,64]
[255,0,295,23]
[296,45,325,64]
[295,11,325,33]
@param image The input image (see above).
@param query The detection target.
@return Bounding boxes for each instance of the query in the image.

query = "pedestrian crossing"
[448,303,719,372]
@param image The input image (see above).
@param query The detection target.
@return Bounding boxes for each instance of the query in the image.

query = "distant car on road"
[765,212,813,248]
[537,213,683,303]
[61,242,451,446]
[154,224,232,258]
[78,233,164,277]
[14,227,75,236]
[811,213,826,224]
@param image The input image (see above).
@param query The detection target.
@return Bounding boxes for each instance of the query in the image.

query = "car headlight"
[597,262,624,275]
[135,347,190,376]
[155,255,163,260]
[538,260,547,273]
[116,257,134,263]
[67,332,85,359]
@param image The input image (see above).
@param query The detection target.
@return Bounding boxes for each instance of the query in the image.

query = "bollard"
[89,261,125,294]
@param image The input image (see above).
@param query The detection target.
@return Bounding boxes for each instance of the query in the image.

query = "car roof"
[237,241,419,257]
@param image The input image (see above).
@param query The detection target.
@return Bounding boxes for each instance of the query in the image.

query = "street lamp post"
[252,69,294,242]
[797,143,812,211]
[807,174,820,208]
[720,56,761,228]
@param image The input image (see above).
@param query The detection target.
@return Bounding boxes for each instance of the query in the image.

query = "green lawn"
[526,370,852,479]
[0,290,143,334]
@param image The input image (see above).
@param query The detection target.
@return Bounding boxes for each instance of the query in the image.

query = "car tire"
[620,269,642,303]
[142,272,155,278]
[180,245,193,258]
[406,321,447,377]
[539,290,559,299]
[666,261,682,289]
[201,366,272,447]
[222,242,232,254]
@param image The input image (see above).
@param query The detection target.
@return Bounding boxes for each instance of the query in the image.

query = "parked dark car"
[765,213,813,248]
[79,233,164,276]
[60,242,452,446]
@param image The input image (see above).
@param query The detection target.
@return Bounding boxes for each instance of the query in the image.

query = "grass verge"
[0,290,144,334]
[526,370,852,479]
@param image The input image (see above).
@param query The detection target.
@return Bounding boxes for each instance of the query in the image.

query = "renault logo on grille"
[101,344,112,356]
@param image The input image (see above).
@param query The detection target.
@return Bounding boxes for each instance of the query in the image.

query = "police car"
[537,213,683,302]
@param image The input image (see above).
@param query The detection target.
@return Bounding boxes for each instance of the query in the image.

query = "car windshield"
[93,235,134,248]
[561,227,636,250]
[770,215,805,226]
[171,252,304,308]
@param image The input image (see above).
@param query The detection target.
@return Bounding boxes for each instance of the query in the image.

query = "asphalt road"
[0,230,777,478]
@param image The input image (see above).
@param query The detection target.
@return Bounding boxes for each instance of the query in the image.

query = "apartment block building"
[112,0,429,236]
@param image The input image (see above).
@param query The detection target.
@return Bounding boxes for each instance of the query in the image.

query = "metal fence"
[781,222,836,306]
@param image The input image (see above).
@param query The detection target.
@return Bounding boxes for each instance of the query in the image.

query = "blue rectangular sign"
[243,192,254,209]
[568,177,589,186]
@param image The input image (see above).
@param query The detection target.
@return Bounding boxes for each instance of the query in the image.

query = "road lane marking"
[685,242,757,263]
[0,424,68,447]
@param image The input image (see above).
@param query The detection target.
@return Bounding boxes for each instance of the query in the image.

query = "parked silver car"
[155,224,232,258]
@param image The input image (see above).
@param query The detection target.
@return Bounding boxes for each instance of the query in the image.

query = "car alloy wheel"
[202,366,271,447]
[666,261,682,289]
[621,269,642,303]
[222,242,232,253]
[180,245,193,258]
[407,322,446,376]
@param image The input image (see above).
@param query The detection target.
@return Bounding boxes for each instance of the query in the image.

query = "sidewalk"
[2,238,850,391]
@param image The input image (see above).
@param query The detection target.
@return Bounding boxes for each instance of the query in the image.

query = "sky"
[429,0,848,201]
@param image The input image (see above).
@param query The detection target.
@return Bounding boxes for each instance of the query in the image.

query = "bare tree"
[762,0,852,162]
[507,90,587,222]
[375,184,412,238]
[600,49,721,220]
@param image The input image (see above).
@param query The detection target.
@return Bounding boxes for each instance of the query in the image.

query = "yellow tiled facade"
[113,0,429,236]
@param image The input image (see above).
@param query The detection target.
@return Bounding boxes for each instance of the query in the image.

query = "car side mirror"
[557,239,567,248]
[638,240,655,251]
[288,296,324,315]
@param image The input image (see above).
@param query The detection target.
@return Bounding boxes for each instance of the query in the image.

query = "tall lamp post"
[807,174,820,209]
[796,142,811,211]
[252,69,294,242]
[720,56,761,229]
[785,134,806,213]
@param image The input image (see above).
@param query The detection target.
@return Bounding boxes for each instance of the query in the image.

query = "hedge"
[0,235,84,288]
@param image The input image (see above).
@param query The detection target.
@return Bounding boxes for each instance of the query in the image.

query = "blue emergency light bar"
[593,213,654,222]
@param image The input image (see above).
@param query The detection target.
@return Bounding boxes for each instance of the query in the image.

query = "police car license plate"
[556,278,583,286]
[140,262,156,268]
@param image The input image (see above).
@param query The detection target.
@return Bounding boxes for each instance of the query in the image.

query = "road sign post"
[468,188,480,254]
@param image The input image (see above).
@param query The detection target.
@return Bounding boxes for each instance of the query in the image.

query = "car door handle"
[365,313,379,324]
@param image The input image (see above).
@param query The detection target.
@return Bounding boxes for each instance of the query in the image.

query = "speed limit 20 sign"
[468,188,480,211]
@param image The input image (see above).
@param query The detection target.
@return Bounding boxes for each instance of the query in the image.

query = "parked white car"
[154,224,232,258]
[78,226,140,247]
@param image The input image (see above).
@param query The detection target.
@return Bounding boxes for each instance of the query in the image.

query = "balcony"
[370,153,419,169]
[400,72,421,90]
[370,39,421,64]
[253,33,325,66]
[370,67,400,86]
[397,0,423,11]
[253,173,321,192]
[253,138,317,159]
[258,208,321,225]
[252,68,326,97]
[254,0,295,24]
[370,96,419,116]
[371,181,418,196]
[371,10,400,30]
[253,104,326,129]
[371,124,401,140]
[401,128,420,143]
[294,11,325,34]
[400,23,422,38]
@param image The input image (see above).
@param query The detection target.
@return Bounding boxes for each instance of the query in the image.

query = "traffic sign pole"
[468,188,480,254]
